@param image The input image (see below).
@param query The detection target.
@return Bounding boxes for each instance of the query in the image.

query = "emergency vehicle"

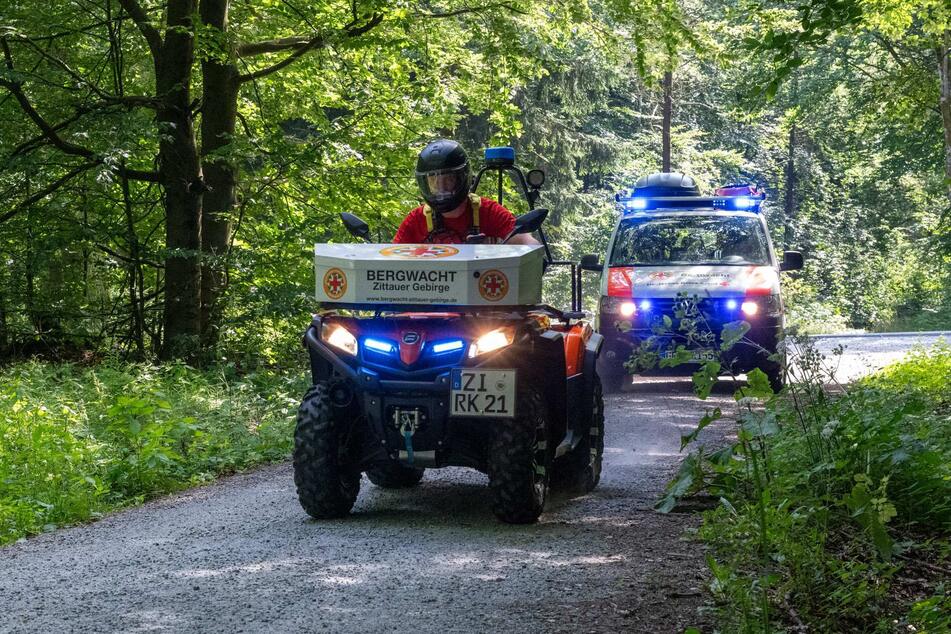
[590,173,803,391]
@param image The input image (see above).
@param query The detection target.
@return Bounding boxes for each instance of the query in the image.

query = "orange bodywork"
[559,322,593,377]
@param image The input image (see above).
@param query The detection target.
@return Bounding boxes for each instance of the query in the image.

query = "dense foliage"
[0,0,948,365]
[665,343,951,631]
[0,362,304,545]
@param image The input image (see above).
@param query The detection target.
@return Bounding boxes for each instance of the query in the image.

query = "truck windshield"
[610,215,771,266]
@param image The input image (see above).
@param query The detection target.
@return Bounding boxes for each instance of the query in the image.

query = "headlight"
[321,323,358,355]
[468,327,515,358]
[740,301,759,316]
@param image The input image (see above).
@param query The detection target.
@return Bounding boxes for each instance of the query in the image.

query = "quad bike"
[296,147,605,524]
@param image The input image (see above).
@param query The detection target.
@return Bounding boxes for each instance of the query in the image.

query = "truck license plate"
[660,349,718,363]
[450,369,516,418]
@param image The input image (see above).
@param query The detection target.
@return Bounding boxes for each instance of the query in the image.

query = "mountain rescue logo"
[379,245,459,259]
[322,268,348,299]
[478,269,509,302]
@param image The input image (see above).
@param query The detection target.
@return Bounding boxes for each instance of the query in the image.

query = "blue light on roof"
[364,337,395,354]
[712,195,764,212]
[432,339,465,354]
[484,146,516,162]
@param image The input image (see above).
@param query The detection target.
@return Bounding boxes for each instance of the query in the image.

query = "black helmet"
[416,139,471,213]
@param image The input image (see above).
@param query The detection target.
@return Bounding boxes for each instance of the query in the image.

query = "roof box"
[632,172,700,197]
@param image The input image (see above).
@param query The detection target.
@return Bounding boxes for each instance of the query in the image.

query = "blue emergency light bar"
[616,188,766,213]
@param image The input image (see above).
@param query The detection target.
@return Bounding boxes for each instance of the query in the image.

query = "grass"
[680,343,951,632]
[0,361,306,546]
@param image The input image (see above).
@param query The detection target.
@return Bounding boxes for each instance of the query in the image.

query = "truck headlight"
[469,327,515,358]
[322,323,358,355]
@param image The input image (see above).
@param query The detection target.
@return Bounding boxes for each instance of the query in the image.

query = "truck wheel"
[293,383,360,519]
[761,360,785,393]
[601,370,627,393]
[487,389,551,524]
[568,374,605,493]
[366,462,425,488]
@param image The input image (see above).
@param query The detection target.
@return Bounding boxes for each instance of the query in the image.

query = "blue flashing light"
[627,197,649,210]
[484,146,516,162]
[725,299,738,310]
[364,337,395,354]
[432,339,465,354]
[638,299,652,312]
[712,194,764,212]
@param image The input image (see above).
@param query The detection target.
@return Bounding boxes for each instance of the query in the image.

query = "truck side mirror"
[780,250,803,271]
[580,254,603,272]
[340,212,371,242]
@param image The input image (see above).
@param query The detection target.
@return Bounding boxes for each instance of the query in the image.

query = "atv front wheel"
[487,389,551,524]
[562,374,605,493]
[366,462,425,488]
[293,383,360,519]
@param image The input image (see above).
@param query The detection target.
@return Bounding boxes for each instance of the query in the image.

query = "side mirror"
[340,212,371,242]
[512,208,548,236]
[580,254,603,272]
[780,250,803,271]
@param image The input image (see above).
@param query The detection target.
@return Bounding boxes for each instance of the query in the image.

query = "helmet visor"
[416,164,468,207]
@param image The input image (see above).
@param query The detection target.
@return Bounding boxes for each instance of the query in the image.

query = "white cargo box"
[314,243,545,306]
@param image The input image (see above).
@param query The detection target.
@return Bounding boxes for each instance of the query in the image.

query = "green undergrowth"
[662,342,951,632]
[0,361,305,546]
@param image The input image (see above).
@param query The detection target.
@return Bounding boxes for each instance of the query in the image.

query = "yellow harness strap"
[423,194,481,233]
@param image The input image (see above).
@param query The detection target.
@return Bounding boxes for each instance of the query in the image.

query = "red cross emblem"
[478,269,509,302]
[379,245,460,259]
[322,268,347,300]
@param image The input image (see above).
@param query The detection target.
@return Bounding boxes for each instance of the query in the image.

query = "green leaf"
[692,361,721,400]
[681,407,722,450]
[735,368,774,400]
[719,321,750,352]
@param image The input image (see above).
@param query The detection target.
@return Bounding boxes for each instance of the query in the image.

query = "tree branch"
[116,0,163,59]
[236,13,383,83]
[236,36,314,57]
[0,40,160,182]
[413,2,527,18]
[0,161,97,224]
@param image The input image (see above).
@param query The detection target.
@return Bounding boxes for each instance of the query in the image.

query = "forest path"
[0,334,943,634]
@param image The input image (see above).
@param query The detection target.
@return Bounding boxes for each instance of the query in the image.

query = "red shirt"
[393,196,516,244]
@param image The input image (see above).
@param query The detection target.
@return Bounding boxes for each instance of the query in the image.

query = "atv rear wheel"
[487,389,551,524]
[561,374,604,493]
[293,383,360,519]
[366,462,425,488]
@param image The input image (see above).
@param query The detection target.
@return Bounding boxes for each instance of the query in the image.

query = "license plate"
[450,369,516,418]
[660,349,718,363]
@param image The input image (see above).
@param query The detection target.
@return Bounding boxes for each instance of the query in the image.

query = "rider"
[393,139,540,245]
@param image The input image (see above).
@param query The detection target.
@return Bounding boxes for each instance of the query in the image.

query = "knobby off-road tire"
[365,462,425,488]
[487,389,552,524]
[563,374,605,493]
[293,383,360,519]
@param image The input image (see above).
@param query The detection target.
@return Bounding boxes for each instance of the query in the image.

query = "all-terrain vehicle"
[592,172,804,392]
[295,147,605,524]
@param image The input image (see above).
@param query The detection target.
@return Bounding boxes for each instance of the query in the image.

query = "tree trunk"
[784,122,797,249]
[662,70,672,172]
[937,32,951,205]
[158,0,203,360]
[199,0,239,350]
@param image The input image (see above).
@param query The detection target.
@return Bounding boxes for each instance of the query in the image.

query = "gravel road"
[1,333,943,634]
